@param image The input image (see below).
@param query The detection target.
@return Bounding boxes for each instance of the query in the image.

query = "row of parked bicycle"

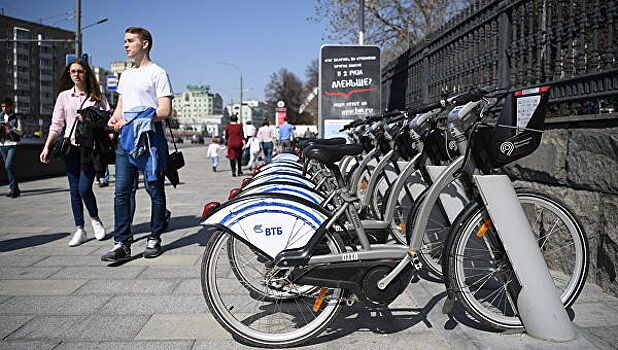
[198,86,589,348]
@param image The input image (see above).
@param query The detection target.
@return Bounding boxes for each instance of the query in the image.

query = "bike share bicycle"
[199,86,588,347]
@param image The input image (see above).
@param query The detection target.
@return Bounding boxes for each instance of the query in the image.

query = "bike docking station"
[474,174,577,342]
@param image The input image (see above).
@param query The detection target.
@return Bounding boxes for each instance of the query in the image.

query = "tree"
[264,68,313,124]
[311,0,469,63]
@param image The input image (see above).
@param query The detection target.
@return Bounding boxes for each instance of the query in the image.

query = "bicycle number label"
[265,227,283,236]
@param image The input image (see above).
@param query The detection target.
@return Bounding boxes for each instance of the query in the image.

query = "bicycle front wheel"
[446,190,589,329]
[202,229,346,348]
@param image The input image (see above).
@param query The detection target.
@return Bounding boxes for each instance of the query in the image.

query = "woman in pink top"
[256,119,275,164]
[40,58,109,247]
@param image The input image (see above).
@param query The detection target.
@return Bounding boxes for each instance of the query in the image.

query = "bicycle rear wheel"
[202,229,346,348]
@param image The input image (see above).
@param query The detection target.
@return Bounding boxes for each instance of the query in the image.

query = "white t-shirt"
[117,63,173,111]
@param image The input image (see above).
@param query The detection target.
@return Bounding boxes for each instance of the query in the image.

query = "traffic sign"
[106,75,118,91]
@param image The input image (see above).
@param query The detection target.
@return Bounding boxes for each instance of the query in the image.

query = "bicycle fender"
[243,174,316,190]
[237,183,325,204]
[202,193,329,259]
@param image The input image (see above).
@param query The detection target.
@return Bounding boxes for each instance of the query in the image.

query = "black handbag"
[165,120,184,187]
[49,95,89,159]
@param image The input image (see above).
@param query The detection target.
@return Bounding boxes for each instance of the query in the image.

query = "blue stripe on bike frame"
[220,200,324,227]
[224,209,319,231]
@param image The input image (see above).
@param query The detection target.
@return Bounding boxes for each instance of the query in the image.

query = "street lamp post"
[74,0,108,57]
[219,62,243,123]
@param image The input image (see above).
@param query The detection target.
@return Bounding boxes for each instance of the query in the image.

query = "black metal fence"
[381,0,618,118]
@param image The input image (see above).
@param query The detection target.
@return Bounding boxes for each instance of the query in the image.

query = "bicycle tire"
[202,229,346,348]
[444,190,589,329]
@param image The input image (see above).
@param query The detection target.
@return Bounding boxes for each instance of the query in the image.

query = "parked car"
[191,135,205,144]
[173,136,184,144]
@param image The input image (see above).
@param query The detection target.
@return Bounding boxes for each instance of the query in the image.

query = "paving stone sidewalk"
[0,145,616,349]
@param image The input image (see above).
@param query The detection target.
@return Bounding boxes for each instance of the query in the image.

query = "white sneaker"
[69,228,88,247]
[91,219,106,240]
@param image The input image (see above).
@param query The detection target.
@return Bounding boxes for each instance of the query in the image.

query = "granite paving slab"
[47,266,146,280]
[135,314,231,340]
[74,279,179,295]
[97,295,208,315]
[0,296,110,315]
[0,315,34,339]
[0,267,62,280]
[53,340,195,350]
[0,279,87,296]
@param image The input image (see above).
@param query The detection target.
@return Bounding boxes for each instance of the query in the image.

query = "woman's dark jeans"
[65,146,98,227]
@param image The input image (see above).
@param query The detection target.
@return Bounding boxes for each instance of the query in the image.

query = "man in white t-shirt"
[102,27,174,262]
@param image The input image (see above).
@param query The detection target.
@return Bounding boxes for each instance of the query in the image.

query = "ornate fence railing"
[381,0,617,119]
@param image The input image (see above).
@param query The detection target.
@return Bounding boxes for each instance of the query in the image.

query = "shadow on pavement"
[303,289,446,346]
[131,214,200,235]
[18,187,69,196]
[0,232,70,252]
[107,226,215,267]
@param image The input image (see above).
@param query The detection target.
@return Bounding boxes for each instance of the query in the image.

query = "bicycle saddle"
[299,137,347,149]
[303,143,364,164]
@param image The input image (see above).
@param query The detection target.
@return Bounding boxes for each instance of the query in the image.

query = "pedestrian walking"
[0,98,23,198]
[256,119,275,164]
[224,115,244,176]
[206,138,224,172]
[243,134,261,170]
[39,58,109,246]
[241,120,256,166]
[101,27,174,262]
[278,117,293,142]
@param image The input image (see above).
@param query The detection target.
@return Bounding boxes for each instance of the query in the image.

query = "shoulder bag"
[49,94,89,159]
[165,119,185,187]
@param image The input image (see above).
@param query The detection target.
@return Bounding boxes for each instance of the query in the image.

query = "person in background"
[0,98,23,198]
[97,103,117,188]
[224,115,244,176]
[243,134,261,170]
[39,58,109,246]
[242,120,256,167]
[278,117,293,143]
[256,119,275,164]
[206,138,224,172]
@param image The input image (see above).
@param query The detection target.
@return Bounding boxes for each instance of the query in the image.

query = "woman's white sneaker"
[69,228,88,247]
[91,219,106,240]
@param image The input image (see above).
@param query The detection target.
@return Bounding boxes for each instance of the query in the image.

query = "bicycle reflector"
[252,167,260,176]
[201,202,220,219]
[228,188,241,200]
[241,177,252,187]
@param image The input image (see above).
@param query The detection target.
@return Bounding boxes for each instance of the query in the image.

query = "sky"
[0,0,341,104]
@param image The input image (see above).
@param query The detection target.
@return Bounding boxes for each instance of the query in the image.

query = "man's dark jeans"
[0,145,18,191]
[114,147,166,245]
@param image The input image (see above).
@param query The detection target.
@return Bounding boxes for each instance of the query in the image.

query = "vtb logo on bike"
[254,225,283,236]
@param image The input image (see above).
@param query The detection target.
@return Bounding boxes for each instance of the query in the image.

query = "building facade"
[0,15,74,134]
[173,85,223,134]
[225,99,272,126]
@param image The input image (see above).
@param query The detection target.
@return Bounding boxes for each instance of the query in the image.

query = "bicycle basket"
[360,135,374,153]
[425,128,459,164]
[394,125,417,161]
[472,86,551,171]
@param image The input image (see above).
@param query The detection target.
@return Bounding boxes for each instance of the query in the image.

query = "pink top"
[256,125,275,143]
[50,88,109,145]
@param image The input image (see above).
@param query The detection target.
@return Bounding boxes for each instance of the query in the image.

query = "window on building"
[41,81,53,87]
[18,102,30,109]
[40,58,52,66]
[17,54,28,61]
[17,67,28,73]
